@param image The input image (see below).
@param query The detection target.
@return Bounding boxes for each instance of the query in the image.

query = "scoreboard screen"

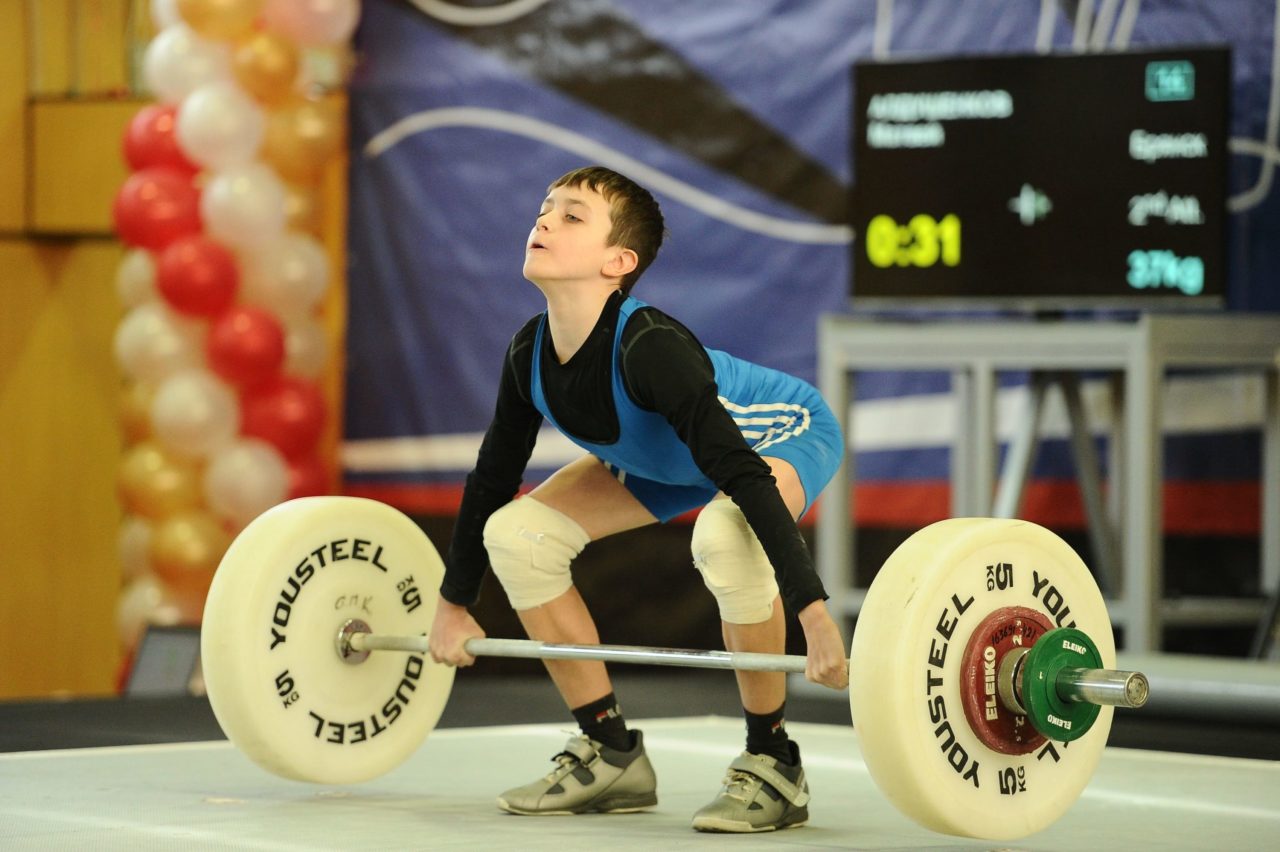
[850,48,1229,309]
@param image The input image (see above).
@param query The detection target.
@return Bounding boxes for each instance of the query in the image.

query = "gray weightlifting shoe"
[497,730,658,815]
[691,748,810,833]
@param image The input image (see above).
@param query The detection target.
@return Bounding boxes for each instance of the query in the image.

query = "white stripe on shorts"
[718,397,812,452]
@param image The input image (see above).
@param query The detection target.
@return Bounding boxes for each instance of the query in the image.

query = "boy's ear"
[602,247,638,281]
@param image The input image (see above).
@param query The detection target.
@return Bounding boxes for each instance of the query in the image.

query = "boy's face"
[523,183,633,287]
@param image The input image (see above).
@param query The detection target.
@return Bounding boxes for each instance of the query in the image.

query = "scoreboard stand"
[990,369,1119,595]
[815,312,1280,655]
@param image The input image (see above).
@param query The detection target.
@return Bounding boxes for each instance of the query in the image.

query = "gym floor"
[2,672,1278,850]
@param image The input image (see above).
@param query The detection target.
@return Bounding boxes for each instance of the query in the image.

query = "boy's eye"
[565,213,580,222]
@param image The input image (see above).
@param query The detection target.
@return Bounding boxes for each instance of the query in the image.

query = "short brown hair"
[548,166,664,294]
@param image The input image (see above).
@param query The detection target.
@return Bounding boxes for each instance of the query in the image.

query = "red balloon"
[287,454,332,498]
[207,306,286,388]
[123,104,199,176]
[113,168,202,251]
[157,236,240,317]
[240,376,327,459]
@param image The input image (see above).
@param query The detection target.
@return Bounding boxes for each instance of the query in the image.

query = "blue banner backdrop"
[343,0,1276,533]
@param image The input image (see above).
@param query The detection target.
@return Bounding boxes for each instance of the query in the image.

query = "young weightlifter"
[427,165,848,833]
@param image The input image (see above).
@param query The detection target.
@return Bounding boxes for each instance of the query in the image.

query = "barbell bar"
[339,627,1150,715]
[200,496,1148,842]
[343,628,811,672]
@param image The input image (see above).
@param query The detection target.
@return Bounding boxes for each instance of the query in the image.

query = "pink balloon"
[262,0,360,46]
[113,167,202,251]
[156,235,240,317]
[207,306,286,388]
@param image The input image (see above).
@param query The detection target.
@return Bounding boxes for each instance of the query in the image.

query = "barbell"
[200,496,1149,841]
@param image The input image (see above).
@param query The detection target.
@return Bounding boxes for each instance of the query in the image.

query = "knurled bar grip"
[346,633,1149,708]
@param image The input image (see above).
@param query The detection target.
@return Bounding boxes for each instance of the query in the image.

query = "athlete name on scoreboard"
[865,89,1014,149]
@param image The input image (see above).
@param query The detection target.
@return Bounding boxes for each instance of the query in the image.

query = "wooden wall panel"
[30,99,140,234]
[28,0,131,97]
[0,2,29,231]
[0,241,125,698]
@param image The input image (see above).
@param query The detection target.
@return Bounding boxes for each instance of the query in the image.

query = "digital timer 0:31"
[864,213,961,269]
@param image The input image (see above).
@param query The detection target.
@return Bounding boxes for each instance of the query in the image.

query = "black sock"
[745,703,794,765]
[571,692,630,751]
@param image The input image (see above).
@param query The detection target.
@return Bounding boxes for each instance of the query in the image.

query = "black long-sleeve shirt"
[440,290,826,613]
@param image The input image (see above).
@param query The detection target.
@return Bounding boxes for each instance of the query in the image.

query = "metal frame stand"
[816,313,1280,653]
[1253,589,1280,660]
[1256,354,1280,661]
[992,371,1119,592]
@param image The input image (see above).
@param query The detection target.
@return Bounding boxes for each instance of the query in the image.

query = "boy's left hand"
[797,600,850,690]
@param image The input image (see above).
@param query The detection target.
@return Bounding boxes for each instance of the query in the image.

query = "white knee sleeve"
[690,499,778,624]
[483,497,590,610]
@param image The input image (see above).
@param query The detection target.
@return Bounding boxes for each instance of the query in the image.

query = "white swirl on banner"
[364,106,854,245]
[407,0,554,27]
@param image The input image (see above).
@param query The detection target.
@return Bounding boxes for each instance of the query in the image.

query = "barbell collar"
[346,632,814,674]
[1056,667,1150,709]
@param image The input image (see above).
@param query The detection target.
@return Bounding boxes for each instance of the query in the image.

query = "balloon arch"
[111,0,359,662]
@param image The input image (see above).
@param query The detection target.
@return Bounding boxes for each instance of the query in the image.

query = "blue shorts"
[602,397,845,523]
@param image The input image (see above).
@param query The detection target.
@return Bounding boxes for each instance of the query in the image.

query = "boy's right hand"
[428,596,486,667]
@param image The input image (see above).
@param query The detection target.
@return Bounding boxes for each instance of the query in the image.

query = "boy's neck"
[542,282,620,364]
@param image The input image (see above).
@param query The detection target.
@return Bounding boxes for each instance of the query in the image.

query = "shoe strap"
[559,735,602,767]
[728,754,810,807]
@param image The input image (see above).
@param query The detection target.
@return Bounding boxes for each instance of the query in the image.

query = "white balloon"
[176,81,265,171]
[113,302,205,382]
[150,368,241,459]
[143,23,231,105]
[201,163,287,250]
[241,233,330,316]
[118,515,154,583]
[117,574,186,649]
[284,314,329,378]
[116,249,158,308]
[150,0,182,29]
[204,439,290,528]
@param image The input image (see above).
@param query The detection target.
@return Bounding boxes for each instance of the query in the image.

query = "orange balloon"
[178,0,262,41]
[234,31,300,106]
[283,181,323,234]
[120,381,157,443]
[149,510,232,600]
[118,441,204,519]
[261,97,345,183]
